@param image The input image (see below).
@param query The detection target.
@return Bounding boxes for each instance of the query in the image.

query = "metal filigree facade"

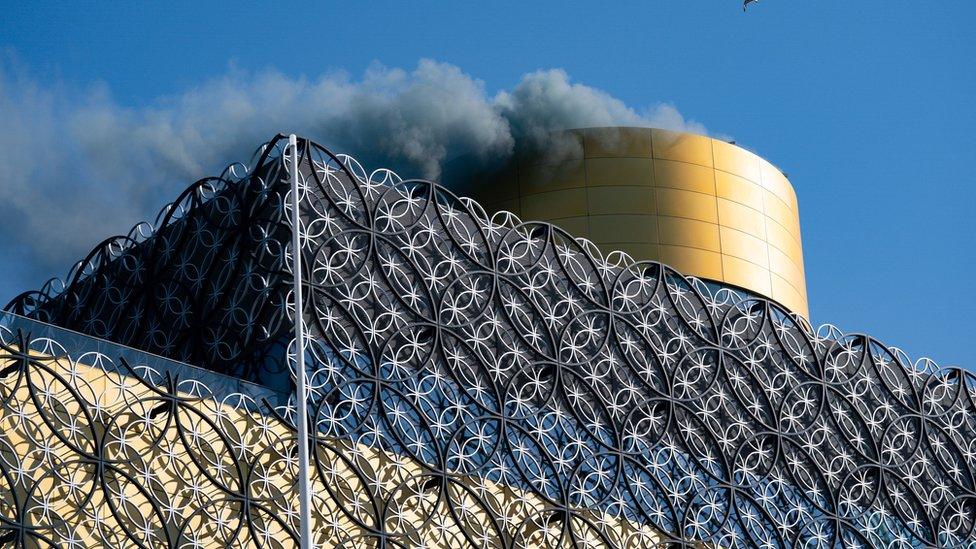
[3,316,658,547]
[6,151,294,387]
[4,136,976,547]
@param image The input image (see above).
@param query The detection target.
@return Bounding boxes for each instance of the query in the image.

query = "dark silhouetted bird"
[744,0,759,10]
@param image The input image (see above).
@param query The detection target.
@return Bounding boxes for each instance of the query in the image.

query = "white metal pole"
[289,134,313,548]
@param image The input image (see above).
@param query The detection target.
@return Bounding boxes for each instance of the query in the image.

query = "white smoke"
[0,58,707,294]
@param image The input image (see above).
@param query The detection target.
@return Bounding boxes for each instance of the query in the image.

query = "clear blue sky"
[1,1,973,367]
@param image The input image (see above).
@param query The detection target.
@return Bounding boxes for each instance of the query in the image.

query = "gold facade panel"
[487,198,521,216]
[519,160,586,194]
[602,242,660,261]
[715,170,765,211]
[768,246,805,287]
[771,273,807,318]
[717,198,766,239]
[520,188,588,220]
[765,218,803,259]
[464,128,808,318]
[760,159,798,210]
[720,226,769,267]
[589,214,659,243]
[549,216,590,236]
[722,255,773,297]
[583,127,652,158]
[658,245,724,280]
[653,159,717,194]
[763,190,801,238]
[656,188,719,223]
[585,157,653,187]
[587,186,656,215]
[658,216,721,252]
[712,139,762,183]
[651,129,713,167]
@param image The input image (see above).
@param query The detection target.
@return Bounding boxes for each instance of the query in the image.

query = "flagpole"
[289,134,313,548]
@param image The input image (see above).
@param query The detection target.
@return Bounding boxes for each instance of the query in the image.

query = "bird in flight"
[743,0,759,10]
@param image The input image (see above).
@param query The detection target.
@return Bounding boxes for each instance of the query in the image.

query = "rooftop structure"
[456,127,809,318]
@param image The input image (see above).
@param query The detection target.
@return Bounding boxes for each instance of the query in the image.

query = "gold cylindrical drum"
[458,127,809,318]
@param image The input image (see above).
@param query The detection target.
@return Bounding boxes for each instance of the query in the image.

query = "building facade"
[1,134,974,548]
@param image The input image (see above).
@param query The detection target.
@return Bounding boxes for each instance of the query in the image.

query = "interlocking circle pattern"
[4,135,975,548]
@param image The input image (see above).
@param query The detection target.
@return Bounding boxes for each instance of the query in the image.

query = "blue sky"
[1,1,973,367]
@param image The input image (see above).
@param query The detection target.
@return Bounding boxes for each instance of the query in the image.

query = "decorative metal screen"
[4,136,976,547]
[5,152,294,387]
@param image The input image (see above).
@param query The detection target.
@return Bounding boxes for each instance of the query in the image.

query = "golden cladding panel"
[764,190,801,238]
[588,186,656,215]
[589,214,659,243]
[713,140,762,183]
[765,219,803,261]
[771,273,806,319]
[656,188,719,223]
[658,216,721,252]
[549,215,590,236]
[720,226,770,268]
[586,157,653,187]
[653,159,716,194]
[603,242,660,260]
[761,159,798,210]
[717,198,766,239]
[769,246,806,289]
[487,198,520,216]
[520,188,588,220]
[519,160,586,194]
[651,129,713,167]
[723,255,773,297]
[464,127,809,318]
[715,169,764,211]
[658,245,724,280]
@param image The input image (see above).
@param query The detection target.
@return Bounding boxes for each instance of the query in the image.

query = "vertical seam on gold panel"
[643,127,655,259]
[583,139,592,240]
[709,138,725,282]
[758,163,776,311]
[649,133,662,263]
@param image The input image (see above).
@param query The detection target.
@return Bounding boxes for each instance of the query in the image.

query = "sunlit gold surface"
[0,353,665,547]
[462,127,809,318]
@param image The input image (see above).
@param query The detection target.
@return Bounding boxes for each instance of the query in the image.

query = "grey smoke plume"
[0,58,706,294]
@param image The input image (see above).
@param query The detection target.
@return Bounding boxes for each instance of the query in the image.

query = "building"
[0,132,973,548]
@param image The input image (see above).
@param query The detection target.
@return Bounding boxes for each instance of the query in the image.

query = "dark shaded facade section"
[6,143,295,388]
